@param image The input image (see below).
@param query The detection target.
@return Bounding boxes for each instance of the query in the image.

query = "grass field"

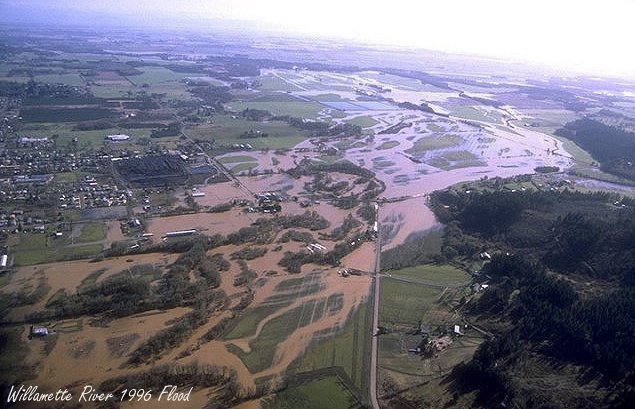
[310,93,343,102]
[53,319,84,333]
[0,75,31,83]
[148,82,192,99]
[428,150,485,170]
[53,172,79,183]
[225,101,325,120]
[406,134,464,155]
[218,155,258,164]
[360,72,449,92]
[19,123,123,149]
[125,66,187,86]
[379,332,432,374]
[263,376,362,409]
[389,264,470,285]
[347,115,379,128]
[90,83,137,98]
[426,123,446,132]
[0,273,10,289]
[377,140,399,150]
[53,171,94,184]
[449,106,503,124]
[187,116,308,150]
[379,332,483,377]
[257,74,302,92]
[34,73,85,86]
[76,223,107,243]
[10,233,103,266]
[380,278,444,327]
[230,162,259,174]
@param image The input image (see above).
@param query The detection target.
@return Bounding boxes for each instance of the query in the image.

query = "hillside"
[422,184,635,408]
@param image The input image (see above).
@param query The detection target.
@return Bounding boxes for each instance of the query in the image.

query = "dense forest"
[556,118,635,181]
[427,186,635,408]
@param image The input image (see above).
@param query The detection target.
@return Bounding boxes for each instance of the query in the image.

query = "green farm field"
[263,376,362,409]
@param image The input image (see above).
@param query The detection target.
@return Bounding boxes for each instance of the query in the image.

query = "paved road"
[369,204,381,409]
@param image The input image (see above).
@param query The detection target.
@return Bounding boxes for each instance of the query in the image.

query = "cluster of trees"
[232,291,255,312]
[34,273,151,321]
[461,191,528,234]
[556,118,635,180]
[100,363,243,406]
[127,288,227,365]
[150,122,182,138]
[287,159,375,180]
[233,260,257,287]
[239,129,269,138]
[0,79,91,99]
[520,84,588,111]
[239,108,363,137]
[277,229,315,244]
[381,228,445,270]
[230,246,268,260]
[200,316,234,343]
[197,253,230,288]
[455,254,635,406]
[322,214,361,242]
[275,115,362,137]
[104,233,224,258]
[428,185,635,407]
[278,250,318,274]
[240,108,272,122]
[356,201,376,224]
[534,165,560,173]
[278,231,367,273]
[331,194,360,210]
[306,174,349,196]
[208,202,233,213]
[226,212,329,247]
[188,85,233,110]
[31,236,228,323]
[273,211,331,231]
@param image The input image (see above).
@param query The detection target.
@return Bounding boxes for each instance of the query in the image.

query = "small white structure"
[106,134,130,142]
[32,327,48,337]
[192,192,206,197]
[479,251,492,260]
[453,325,463,336]
[20,137,49,144]
[0,254,7,268]
[165,229,197,238]
[309,243,326,251]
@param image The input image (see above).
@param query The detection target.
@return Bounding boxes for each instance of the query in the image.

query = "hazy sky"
[2,0,634,79]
